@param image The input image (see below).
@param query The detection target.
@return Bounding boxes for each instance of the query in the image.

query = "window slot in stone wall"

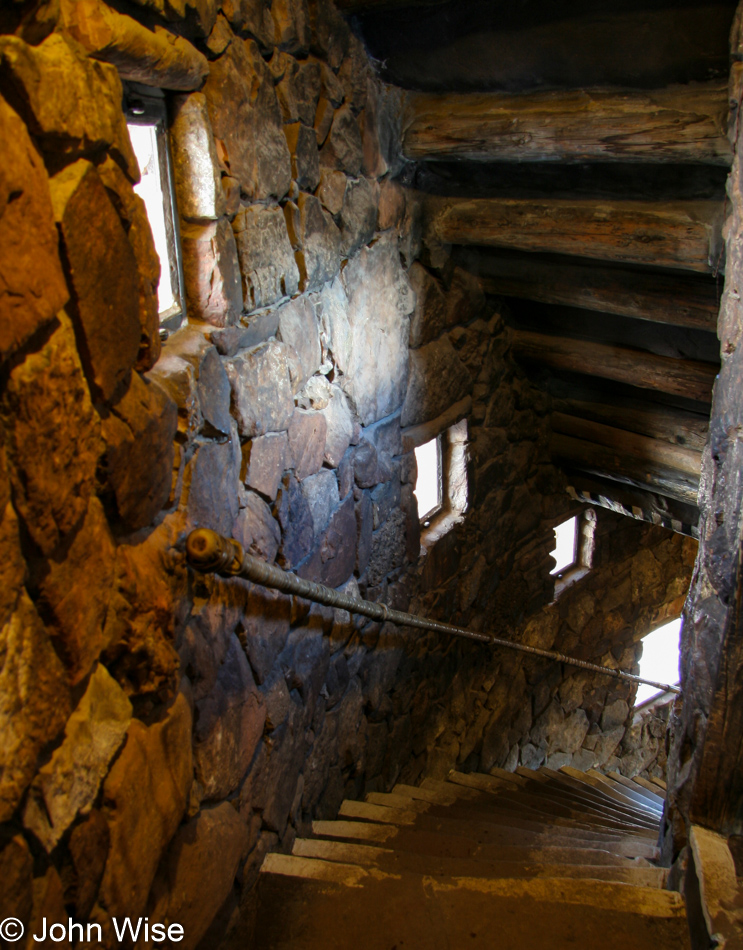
[125,85,185,332]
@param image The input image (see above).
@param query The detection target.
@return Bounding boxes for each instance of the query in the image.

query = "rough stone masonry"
[0,1,696,947]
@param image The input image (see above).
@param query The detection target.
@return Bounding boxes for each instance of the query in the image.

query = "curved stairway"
[253,766,690,949]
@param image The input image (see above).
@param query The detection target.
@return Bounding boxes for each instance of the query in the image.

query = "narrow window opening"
[412,418,468,549]
[414,436,442,525]
[550,516,578,575]
[634,617,682,707]
[551,508,596,598]
[125,88,185,331]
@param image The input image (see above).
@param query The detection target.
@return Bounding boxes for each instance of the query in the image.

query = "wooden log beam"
[336,0,447,9]
[428,197,725,273]
[553,398,709,453]
[474,254,719,331]
[511,329,718,403]
[404,85,731,165]
[566,473,699,538]
[551,432,700,505]
[552,413,702,478]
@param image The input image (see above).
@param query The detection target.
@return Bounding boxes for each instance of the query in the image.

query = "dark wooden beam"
[565,474,698,539]
[551,432,700,505]
[336,0,448,10]
[512,330,718,403]
[553,399,709,453]
[552,413,702,478]
[474,254,719,332]
[428,197,725,273]
[404,85,731,165]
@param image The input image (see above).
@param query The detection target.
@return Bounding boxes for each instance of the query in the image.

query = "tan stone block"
[0,501,26,632]
[0,592,72,823]
[180,218,242,327]
[0,32,138,178]
[204,39,290,200]
[23,665,132,850]
[377,178,406,231]
[103,372,178,531]
[316,169,346,216]
[100,692,193,918]
[232,204,300,310]
[193,635,266,800]
[102,514,186,698]
[170,93,225,223]
[320,104,363,177]
[272,0,310,54]
[1,314,101,556]
[284,121,320,191]
[0,94,68,362]
[144,803,249,950]
[287,408,327,480]
[37,498,116,685]
[52,159,141,404]
[60,0,208,91]
[97,157,161,371]
[242,432,289,501]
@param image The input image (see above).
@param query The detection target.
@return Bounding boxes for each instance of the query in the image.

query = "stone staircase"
[253,766,690,949]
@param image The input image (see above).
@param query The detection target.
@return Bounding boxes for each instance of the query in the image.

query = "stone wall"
[404,504,695,786]
[0,0,699,947]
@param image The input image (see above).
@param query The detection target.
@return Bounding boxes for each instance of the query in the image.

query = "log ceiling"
[347,0,734,532]
[403,85,731,165]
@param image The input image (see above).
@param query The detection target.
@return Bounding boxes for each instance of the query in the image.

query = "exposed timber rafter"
[404,84,731,165]
[552,413,702,478]
[565,478,699,540]
[553,398,709,453]
[511,329,718,403]
[335,0,448,9]
[470,253,720,331]
[551,432,700,506]
[427,197,725,273]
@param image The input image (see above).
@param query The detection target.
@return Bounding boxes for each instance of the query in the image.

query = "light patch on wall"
[128,122,176,314]
[414,436,441,522]
[550,516,577,575]
[635,618,682,705]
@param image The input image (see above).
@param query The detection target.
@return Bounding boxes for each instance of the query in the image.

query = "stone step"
[447,772,659,835]
[535,766,658,817]
[560,766,663,817]
[392,782,464,805]
[293,836,669,887]
[364,791,656,846]
[633,774,668,798]
[587,769,664,814]
[608,772,666,808]
[312,820,655,866]
[331,805,659,859]
[456,769,660,829]
[255,854,690,950]
[423,773,657,837]
[517,765,662,820]
[510,767,660,824]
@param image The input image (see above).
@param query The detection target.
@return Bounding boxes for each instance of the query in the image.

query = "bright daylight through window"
[414,437,441,523]
[635,618,682,706]
[550,516,578,575]
[128,123,176,316]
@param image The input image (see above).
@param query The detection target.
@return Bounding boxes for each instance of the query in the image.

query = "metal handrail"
[185,528,682,695]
